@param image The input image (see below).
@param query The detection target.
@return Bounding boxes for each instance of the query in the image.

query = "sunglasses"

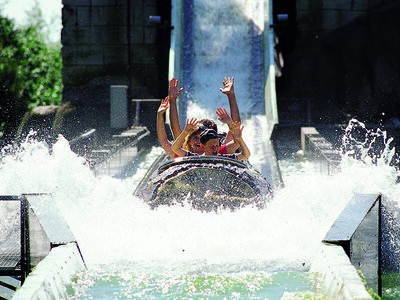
[199,125,214,130]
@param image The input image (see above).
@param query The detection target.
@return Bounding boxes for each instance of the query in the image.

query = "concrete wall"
[12,243,86,299]
[61,0,169,134]
[275,0,400,126]
[310,244,373,299]
[297,0,371,33]
[265,0,279,132]
[60,0,400,133]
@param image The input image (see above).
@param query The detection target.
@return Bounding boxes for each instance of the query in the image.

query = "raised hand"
[219,77,235,95]
[184,118,199,134]
[169,77,184,99]
[216,107,232,125]
[230,121,244,140]
[158,97,169,114]
[168,77,184,139]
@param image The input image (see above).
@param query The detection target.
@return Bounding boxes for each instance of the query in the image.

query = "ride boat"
[135,155,273,211]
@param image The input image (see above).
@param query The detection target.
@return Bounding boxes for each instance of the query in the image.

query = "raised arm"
[169,77,184,139]
[219,77,241,123]
[230,121,250,161]
[157,97,175,158]
[216,107,233,130]
[172,118,199,157]
[216,107,237,147]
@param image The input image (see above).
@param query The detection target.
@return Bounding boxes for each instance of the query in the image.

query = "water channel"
[2,119,400,298]
[2,0,400,298]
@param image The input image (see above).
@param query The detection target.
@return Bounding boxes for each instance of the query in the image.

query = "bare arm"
[171,118,199,157]
[157,97,176,158]
[219,77,241,123]
[216,107,237,148]
[216,107,233,130]
[230,121,250,161]
[224,136,240,154]
[169,77,184,139]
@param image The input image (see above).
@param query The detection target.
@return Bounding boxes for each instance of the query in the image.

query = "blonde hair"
[183,128,202,152]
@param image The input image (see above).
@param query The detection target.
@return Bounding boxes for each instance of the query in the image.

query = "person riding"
[157,76,244,158]
[157,99,233,157]
[168,76,241,142]
[156,96,175,158]
[171,118,250,161]
[157,78,213,158]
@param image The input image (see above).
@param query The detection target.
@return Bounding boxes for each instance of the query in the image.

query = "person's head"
[183,119,218,155]
[184,128,204,154]
[198,118,218,132]
[200,129,220,156]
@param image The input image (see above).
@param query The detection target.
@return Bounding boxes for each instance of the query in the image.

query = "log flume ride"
[135,155,273,212]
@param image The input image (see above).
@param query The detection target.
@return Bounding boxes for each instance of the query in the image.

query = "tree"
[0,12,62,142]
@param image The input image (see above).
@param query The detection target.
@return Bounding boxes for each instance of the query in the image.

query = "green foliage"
[0,10,62,139]
[357,269,381,300]
[381,272,400,299]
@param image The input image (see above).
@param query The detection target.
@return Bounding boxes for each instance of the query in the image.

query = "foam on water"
[0,137,312,267]
[2,121,400,300]
[1,120,399,272]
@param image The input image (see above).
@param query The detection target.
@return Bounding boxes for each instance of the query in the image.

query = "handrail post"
[20,195,30,283]
[135,101,141,126]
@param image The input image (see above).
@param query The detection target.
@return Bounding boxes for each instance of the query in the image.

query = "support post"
[20,195,30,284]
[110,85,129,129]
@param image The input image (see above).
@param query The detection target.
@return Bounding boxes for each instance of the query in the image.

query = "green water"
[68,261,328,299]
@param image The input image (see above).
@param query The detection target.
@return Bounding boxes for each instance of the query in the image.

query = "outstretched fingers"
[185,118,199,133]
[233,121,243,130]
[169,77,184,98]
[216,107,228,117]
[187,117,198,125]
[219,76,234,94]
[216,107,231,123]
[158,97,169,113]
[231,121,243,138]
[223,76,234,85]
[162,96,169,105]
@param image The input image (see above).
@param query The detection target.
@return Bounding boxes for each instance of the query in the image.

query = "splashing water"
[342,118,398,168]
[339,119,400,200]
[1,119,400,297]
[0,135,341,266]
[340,119,400,274]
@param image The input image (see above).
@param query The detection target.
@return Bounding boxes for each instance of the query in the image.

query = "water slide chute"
[135,0,282,208]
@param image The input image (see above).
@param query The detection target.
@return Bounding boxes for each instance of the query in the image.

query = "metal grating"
[0,202,20,271]
[0,196,30,283]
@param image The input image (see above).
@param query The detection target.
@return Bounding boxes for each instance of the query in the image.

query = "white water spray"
[2,119,399,272]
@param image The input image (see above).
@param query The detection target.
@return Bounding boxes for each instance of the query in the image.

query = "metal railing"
[0,195,30,286]
[69,128,97,157]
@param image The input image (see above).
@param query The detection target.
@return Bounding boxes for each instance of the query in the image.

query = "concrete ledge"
[323,193,381,294]
[310,244,372,300]
[301,127,341,175]
[12,243,86,299]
